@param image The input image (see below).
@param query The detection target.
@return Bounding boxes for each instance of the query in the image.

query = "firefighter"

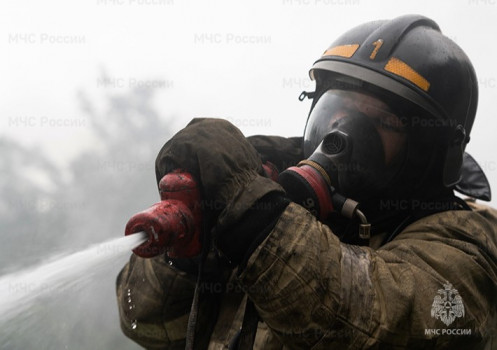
[117,14,497,349]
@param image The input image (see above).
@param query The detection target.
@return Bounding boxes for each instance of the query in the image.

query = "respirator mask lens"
[303,89,407,199]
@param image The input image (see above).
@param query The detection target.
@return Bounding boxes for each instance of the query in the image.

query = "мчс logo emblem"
[430,282,465,326]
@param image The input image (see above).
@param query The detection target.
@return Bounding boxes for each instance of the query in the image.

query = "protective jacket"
[116,134,497,349]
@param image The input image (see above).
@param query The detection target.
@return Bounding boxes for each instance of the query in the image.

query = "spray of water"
[0,232,146,328]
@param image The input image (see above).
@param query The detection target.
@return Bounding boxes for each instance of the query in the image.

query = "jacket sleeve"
[238,202,497,349]
[128,129,301,349]
[116,254,219,349]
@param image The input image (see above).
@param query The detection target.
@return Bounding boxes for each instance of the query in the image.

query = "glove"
[155,118,288,264]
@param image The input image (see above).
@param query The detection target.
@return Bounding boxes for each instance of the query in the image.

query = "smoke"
[0,80,172,349]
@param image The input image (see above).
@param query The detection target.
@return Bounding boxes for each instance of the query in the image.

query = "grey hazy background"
[1,0,496,349]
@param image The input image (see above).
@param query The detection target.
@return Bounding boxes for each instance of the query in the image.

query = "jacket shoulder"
[402,201,497,236]
[394,201,497,264]
[467,200,497,225]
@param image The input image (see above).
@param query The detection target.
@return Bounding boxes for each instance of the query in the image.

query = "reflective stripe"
[323,44,360,58]
[384,57,430,92]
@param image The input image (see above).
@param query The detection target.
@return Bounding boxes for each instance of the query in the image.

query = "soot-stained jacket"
[116,134,497,349]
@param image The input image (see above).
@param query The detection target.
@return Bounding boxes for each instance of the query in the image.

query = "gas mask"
[303,89,407,202]
[278,89,408,232]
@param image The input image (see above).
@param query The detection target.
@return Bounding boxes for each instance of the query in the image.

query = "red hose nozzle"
[124,171,202,258]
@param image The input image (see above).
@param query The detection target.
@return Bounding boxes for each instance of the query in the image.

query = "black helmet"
[304,14,478,191]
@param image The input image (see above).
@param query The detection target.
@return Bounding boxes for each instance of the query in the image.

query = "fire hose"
[125,162,370,259]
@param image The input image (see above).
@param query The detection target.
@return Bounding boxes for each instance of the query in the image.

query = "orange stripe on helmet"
[322,44,359,58]
[384,57,430,91]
